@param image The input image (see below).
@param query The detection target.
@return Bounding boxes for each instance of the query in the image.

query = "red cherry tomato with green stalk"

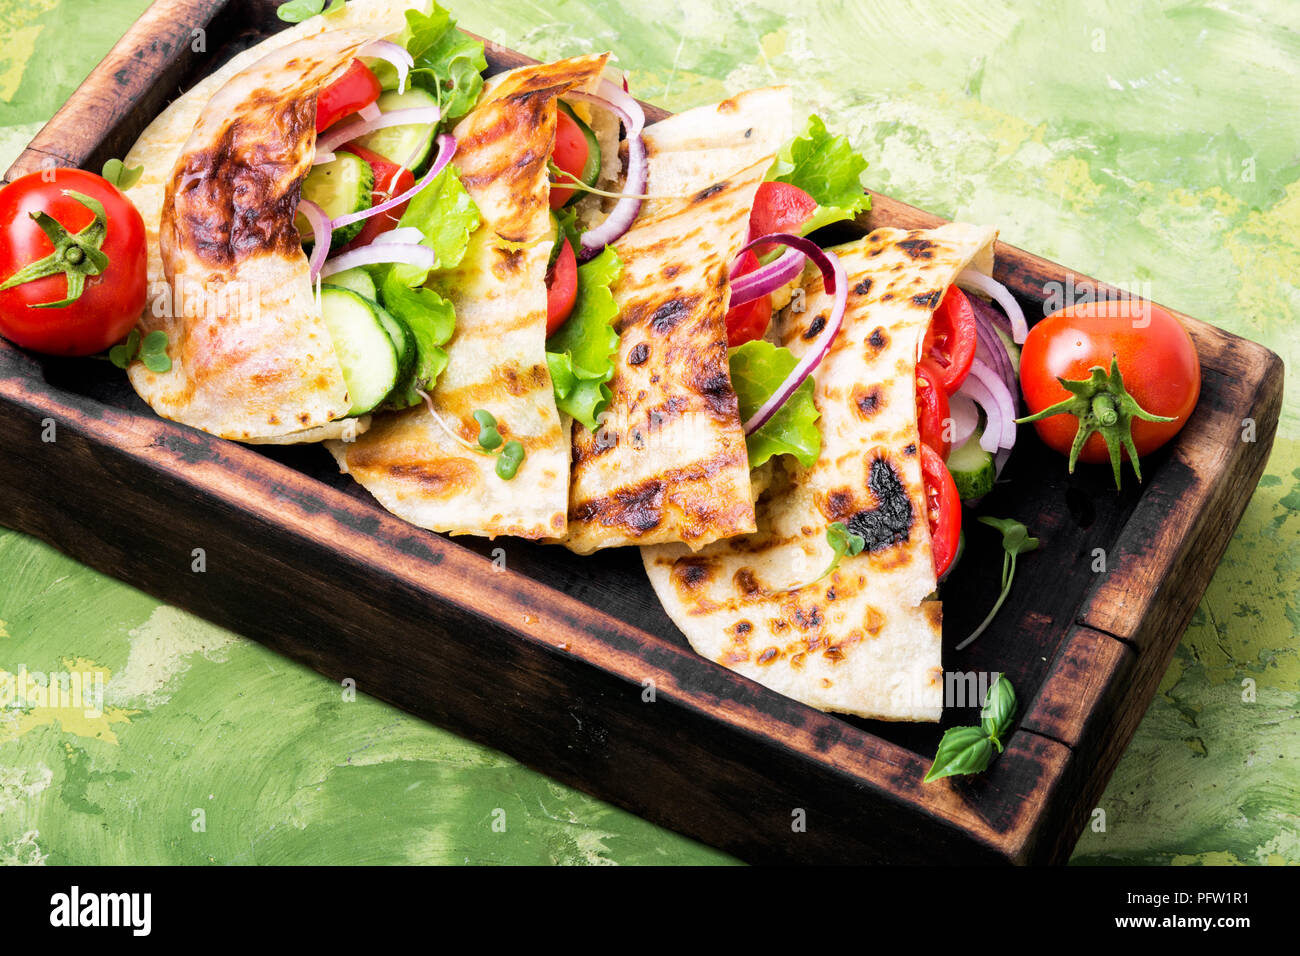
[724,250,773,346]
[920,442,961,579]
[545,238,578,335]
[749,181,817,257]
[316,60,382,133]
[915,357,952,460]
[549,109,591,210]
[922,285,977,395]
[0,169,147,356]
[337,143,415,251]
[1017,300,1200,487]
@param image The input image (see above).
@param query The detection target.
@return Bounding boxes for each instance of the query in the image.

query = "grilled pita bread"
[327,54,611,539]
[643,223,998,721]
[122,0,421,442]
[562,87,794,554]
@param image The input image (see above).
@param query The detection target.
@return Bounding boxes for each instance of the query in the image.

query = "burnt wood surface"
[0,0,1284,864]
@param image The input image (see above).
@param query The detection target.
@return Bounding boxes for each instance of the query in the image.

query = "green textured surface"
[1,0,1296,865]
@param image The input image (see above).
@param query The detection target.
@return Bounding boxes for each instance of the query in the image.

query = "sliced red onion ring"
[298,199,332,280]
[729,246,806,307]
[563,88,648,259]
[959,357,1017,452]
[320,243,436,278]
[330,135,457,230]
[969,294,1017,401]
[360,40,413,94]
[359,102,381,122]
[957,270,1027,344]
[947,391,979,449]
[739,234,847,436]
[315,107,441,161]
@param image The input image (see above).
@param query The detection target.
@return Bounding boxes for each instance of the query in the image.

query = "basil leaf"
[979,676,1017,749]
[923,726,994,783]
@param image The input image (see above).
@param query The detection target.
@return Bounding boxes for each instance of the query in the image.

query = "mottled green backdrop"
[1,0,1296,865]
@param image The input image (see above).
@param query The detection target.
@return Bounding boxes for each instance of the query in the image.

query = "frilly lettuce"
[768,114,871,236]
[546,247,622,431]
[728,339,821,469]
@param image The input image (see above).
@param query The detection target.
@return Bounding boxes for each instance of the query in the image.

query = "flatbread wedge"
[122,0,421,442]
[327,54,611,539]
[643,223,999,721]
[562,87,794,554]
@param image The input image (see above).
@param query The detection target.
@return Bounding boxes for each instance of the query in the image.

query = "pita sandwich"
[643,222,998,721]
[562,87,794,554]
[327,54,611,539]
[122,0,424,442]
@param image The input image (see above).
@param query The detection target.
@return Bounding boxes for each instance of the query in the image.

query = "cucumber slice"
[354,89,440,169]
[947,425,996,501]
[991,324,1021,375]
[319,286,400,416]
[374,302,416,401]
[323,267,377,300]
[298,153,373,247]
[557,100,601,203]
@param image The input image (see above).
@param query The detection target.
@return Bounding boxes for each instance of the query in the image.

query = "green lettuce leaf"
[402,4,488,127]
[545,247,622,430]
[768,114,871,235]
[390,164,480,287]
[377,268,456,408]
[728,340,821,469]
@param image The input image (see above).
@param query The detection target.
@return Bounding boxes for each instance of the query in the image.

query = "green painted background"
[1,0,1296,865]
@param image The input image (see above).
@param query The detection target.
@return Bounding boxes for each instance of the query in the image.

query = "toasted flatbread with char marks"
[562,87,794,554]
[328,53,611,539]
[643,223,999,721]
[123,0,421,442]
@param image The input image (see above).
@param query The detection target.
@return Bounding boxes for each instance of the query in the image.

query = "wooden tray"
[0,0,1284,864]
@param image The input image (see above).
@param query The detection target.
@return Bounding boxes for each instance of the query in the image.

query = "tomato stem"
[1015,354,1176,488]
[0,189,111,309]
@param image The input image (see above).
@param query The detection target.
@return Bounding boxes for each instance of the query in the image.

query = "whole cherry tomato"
[1018,300,1200,485]
[0,168,147,356]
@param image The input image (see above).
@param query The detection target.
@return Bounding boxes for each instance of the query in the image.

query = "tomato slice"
[915,357,952,460]
[546,238,578,335]
[749,181,818,257]
[920,443,961,579]
[549,108,590,210]
[923,286,977,395]
[724,250,773,346]
[336,144,416,252]
[316,60,382,133]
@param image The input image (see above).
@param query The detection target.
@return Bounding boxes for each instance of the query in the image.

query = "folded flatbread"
[327,54,611,539]
[643,223,999,721]
[122,0,422,442]
[562,87,794,554]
